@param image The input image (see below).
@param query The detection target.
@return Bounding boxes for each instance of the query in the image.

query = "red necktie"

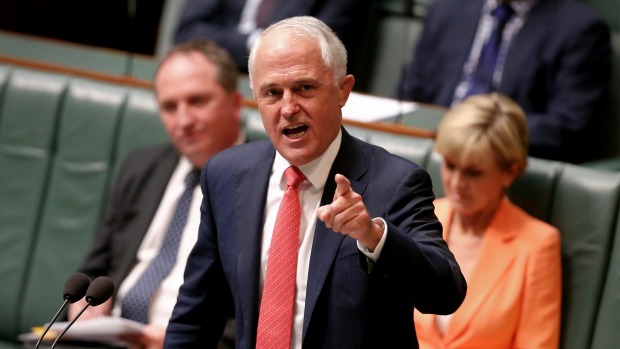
[256,166,306,349]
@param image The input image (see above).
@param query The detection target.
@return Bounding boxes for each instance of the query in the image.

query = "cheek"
[474,180,504,201]
[161,117,177,133]
[440,168,455,189]
[258,106,280,129]
[440,173,450,190]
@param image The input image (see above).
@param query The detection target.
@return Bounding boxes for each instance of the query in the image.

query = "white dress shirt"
[260,130,387,348]
[112,157,200,326]
[452,0,538,105]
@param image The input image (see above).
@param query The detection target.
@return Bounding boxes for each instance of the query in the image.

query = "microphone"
[49,276,115,349]
[33,273,90,349]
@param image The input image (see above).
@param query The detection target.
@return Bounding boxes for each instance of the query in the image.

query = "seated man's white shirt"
[112,157,200,326]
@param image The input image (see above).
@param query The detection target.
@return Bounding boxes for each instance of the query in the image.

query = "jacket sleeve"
[525,16,611,163]
[371,166,467,315]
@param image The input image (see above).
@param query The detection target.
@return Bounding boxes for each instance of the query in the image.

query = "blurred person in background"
[399,0,611,164]
[173,0,370,73]
[67,38,243,349]
[415,93,562,348]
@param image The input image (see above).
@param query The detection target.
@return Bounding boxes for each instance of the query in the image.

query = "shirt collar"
[273,129,342,191]
[487,0,538,16]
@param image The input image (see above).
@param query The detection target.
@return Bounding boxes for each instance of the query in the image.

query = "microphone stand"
[33,298,70,349]
[48,300,92,349]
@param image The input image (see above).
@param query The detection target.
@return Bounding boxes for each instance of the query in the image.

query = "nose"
[281,90,299,119]
[176,103,194,127]
[450,171,466,191]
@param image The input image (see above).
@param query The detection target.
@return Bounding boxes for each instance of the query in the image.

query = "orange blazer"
[415,198,562,349]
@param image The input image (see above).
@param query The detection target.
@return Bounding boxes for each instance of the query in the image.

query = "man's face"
[155,52,242,168]
[251,32,355,166]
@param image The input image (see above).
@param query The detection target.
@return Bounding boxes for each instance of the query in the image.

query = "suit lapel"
[120,146,179,280]
[500,0,551,94]
[439,0,486,104]
[303,130,368,334]
[235,143,276,335]
[444,199,519,343]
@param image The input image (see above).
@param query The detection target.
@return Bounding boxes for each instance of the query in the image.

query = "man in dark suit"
[399,0,611,163]
[165,16,467,349]
[173,0,370,73]
[67,38,243,348]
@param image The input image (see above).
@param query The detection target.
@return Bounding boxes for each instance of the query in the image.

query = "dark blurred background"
[0,0,166,55]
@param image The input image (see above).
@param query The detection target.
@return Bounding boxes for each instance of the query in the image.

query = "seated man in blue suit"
[399,0,611,163]
[165,16,467,349]
[173,0,370,73]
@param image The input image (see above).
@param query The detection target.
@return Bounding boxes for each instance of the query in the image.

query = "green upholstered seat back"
[508,157,561,222]
[591,212,620,349]
[0,67,68,339]
[18,78,127,333]
[112,87,167,177]
[424,151,443,198]
[243,108,269,142]
[549,165,620,349]
[365,15,422,98]
[0,65,10,126]
[367,131,434,168]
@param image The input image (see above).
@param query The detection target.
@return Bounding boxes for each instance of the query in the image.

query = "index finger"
[334,173,352,198]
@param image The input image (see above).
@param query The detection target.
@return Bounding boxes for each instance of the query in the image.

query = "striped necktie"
[120,168,200,324]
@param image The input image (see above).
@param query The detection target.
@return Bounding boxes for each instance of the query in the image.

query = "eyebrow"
[258,77,321,90]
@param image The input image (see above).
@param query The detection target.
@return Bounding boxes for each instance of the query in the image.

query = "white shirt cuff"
[357,217,388,262]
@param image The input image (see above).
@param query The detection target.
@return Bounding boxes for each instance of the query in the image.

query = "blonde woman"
[415,93,562,348]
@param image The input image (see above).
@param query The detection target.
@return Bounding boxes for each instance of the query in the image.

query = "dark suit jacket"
[77,144,236,349]
[399,0,611,163]
[173,0,370,72]
[165,129,467,349]
[78,144,178,292]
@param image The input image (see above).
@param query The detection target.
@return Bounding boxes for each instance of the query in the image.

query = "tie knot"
[185,169,200,187]
[284,166,306,188]
[492,4,514,22]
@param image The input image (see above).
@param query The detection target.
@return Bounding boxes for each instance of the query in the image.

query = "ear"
[503,161,522,188]
[338,74,355,108]
[231,91,244,123]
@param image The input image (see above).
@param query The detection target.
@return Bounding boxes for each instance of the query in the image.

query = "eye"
[161,102,177,114]
[189,96,207,107]
[464,168,483,178]
[296,84,314,93]
[264,88,281,97]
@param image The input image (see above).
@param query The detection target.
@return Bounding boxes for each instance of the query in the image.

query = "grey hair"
[248,16,348,87]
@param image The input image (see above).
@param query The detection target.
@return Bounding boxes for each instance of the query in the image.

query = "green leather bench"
[1,63,620,349]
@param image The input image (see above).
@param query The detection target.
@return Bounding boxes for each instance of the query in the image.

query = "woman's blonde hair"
[434,93,528,174]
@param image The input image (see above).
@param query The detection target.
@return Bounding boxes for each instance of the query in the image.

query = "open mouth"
[283,124,308,139]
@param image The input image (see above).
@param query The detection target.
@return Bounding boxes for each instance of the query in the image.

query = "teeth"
[286,124,303,130]
[288,130,306,139]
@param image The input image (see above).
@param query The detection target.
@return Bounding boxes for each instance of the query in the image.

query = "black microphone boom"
[34,273,91,349]
[49,276,115,349]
